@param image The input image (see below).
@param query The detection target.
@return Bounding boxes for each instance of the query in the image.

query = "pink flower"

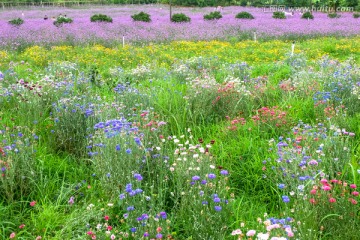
[329,197,336,203]
[91,235,96,240]
[350,184,357,189]
[19,224,25,229]
[35,237,42,240]
[68,196,75,205]
[104,215,109,221]
[30,201,36,207]
[320,179,328,184]
[107,226,113,231]
[322,185,331,191]
[156,227,162,233]
[351,191,359,196]
[310,189,317,195]
[309,198,316,204]
[110,235,116,240]
[246,230,256,236]
[349,198,358,205]
[87,231,93,235]
[10,232,16,239]
[231,229,242,235]
[330,179,338,183]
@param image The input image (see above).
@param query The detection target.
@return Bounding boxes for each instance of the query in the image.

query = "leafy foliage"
[8,18,24,26]
[273,11,286,19]
[301,11,314,19]
[171,13,191,23]
[53,15,73,27]
[90,14,113,23]
[235,11,255,19]
[204,11,222,20]
[353,13,360,18]
[131,11,151,22]
[328,12,341,18]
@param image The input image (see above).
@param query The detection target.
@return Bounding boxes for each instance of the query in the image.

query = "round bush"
[131,11,151,22]
[273,11,286,19]
[353,13,360,18]
[8,18,24,26]
[171,13,191,23]
[328,12,341,18]
[204,11,222,20]
[91,14,113,23]
[235,12,254,19]
[301,11,314,19]
[53,16,73,27]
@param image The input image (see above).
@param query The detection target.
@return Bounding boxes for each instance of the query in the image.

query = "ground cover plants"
[1,4,360,240]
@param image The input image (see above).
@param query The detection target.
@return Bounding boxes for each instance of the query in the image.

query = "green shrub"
[240,0,247,6]
[131,11,151,22]
[53,15,73,27]
[204,11,222,20]
[8,18,24,26]
[171,13,191,23]
[353,13,360,18]
[301,11,314,19]
[252,1,263,7]
[90,14,113,23]
[235,11,255,19]
[273,11,286,19]
[328,12,341,18]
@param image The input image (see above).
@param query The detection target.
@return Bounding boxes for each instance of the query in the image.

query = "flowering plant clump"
[251,106,291,132]
[231,215,296,239]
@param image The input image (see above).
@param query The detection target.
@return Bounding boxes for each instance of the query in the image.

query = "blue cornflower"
[202,201,208,205]
[134,173,143,181]
[130,227,137,232]
[214,206,222,211]
[220,170,229,175]
[115,144,121,151]
[159,211,167,219]
[126,148,132,154]
[125,183,132,192]
[282,196,290,203]
[106,173,111,178]
[156,233,163,239]
[213,197,221,203]
[201,180,207,185]
[127,206,135,211]
[208,173,216,179]
[192,175,201,181]
[278,183,285,189]
[119,193,125,200]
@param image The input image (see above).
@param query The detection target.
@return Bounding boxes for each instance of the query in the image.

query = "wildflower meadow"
[0,3,360,240]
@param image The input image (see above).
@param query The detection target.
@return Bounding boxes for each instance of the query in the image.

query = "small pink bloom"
[68,196,74,205]
[19,224,25,229]
[343,182,348,187]
[10,232,16,239]
[156,227,162,233]
[329,197,336,203]
[310,189,317,195]
[231,229,242,235]
[35,237,42,240]
[107,226,113,231]
[351,191,359,196]
[349,198,358,205]
[110,235,116,240]
[87,231,93,235]
[287,231,294,237]
[246,230,256,237]
[309,198,316,204]
[330,179,338,183]
[320,179,328,184]
[322,185,331,191]
[350,184,357,189]
[91,235,96,240]
[104,215,109,221]
[30,201,36,207]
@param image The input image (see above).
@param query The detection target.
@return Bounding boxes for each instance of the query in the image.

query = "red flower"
[30,201,36,207]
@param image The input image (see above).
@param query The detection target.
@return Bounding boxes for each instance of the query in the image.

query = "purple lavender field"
[0,5,359,48]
